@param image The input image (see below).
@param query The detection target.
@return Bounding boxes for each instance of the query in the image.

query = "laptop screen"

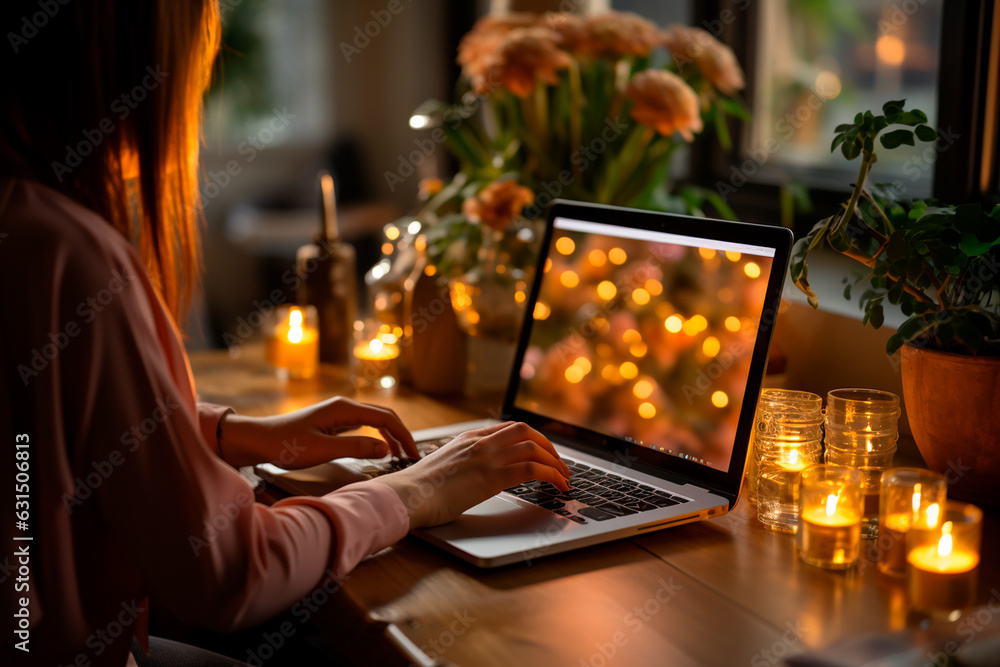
[511,214,777,473]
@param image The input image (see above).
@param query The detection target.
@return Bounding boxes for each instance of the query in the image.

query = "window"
[747,0,943,198]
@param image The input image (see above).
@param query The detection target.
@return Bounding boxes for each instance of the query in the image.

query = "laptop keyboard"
[503,460,690,523]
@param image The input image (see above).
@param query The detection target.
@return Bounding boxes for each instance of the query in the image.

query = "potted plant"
[407,11,750,395]
[791,99,1000,506]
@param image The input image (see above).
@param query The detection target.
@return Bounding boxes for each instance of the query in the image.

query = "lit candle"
[265,306,319,379]
[799,466,862,569]
[878,469,946,577]
[777,447,809,472]
[906,502,982,612]
[352,325,401,390]
[757,442,820,534]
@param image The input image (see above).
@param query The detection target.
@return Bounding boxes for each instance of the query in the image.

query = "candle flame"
[287,326,303,344]
[289,309,303,327]
[925,503,940,528]
[937,532,953,558]
[911,484,922,513]
[866,440,873,453]
[788,449,799,466]
[825,494,838,517]
[368,338,384,354]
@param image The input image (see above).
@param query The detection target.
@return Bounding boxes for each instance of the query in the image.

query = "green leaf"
[880,129,916,149]
[882,99,906,115]
[842,138,862,160]
[834,123,855,133]
[897,109,928,125]
[914,125,937,142]
[720,96,751,121]
[959,233,1000,256]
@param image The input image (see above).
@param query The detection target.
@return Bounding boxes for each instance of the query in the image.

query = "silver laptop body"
[411,200,793,567]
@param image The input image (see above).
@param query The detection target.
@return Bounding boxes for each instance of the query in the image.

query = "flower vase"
[404,251,466,395]
[450,229,530,398]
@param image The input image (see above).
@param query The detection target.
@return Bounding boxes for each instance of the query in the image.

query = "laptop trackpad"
[420,495,572,541]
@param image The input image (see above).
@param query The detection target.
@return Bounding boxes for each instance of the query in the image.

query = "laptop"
[261,200,792,567]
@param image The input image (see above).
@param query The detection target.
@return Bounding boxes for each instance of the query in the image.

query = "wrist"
[217,413,267,467]
[373,472,427,529]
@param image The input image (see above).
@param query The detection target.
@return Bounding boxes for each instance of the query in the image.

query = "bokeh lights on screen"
[513,225,774,471]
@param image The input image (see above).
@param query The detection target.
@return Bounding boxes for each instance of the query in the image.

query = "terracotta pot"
[900,344,1000,508]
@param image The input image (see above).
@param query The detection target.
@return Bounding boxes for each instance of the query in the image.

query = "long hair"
[0,1,221,322]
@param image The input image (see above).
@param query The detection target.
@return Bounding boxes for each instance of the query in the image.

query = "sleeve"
[196,403,234,457]
[61,250,407,632]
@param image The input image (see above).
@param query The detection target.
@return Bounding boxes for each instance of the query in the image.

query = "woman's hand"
[218,397,419,468]
[374,421,571,529]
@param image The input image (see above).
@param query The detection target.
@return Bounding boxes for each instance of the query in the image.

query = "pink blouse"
[0,177,409,666]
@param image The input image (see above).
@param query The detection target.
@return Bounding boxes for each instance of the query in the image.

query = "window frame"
[687,0,1000,230]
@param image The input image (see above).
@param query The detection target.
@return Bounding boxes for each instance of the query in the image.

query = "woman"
[0,3,569,665]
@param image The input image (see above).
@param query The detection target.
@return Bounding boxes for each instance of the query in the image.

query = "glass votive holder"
[824,388,900,540]
[824,443,896,540]
[906,501,982,613]
[878,468,947,577]
[798,465,863,570]
[351,319,401,391]
[824,388,900,454]
[757,440,822,533]
[746,389,824,506]
[264,305,319,380]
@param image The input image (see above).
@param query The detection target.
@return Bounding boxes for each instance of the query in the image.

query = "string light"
[556,237,576,255]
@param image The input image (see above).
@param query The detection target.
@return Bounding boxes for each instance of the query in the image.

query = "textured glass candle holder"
[757,440,821,533]
[745,389,823,507]
[798,465,863,570]
[878,468,947,577]
[824,388,900,539]
[906,501,982,613]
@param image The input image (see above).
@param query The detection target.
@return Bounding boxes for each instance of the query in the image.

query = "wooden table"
[191,348,1000,667]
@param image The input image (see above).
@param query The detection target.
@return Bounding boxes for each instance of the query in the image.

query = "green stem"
[533,82,550,151]
[833,151,876,238]
[568,60,584,184]
[602,125,654,204]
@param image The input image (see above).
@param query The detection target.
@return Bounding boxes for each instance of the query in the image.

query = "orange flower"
[577,11,660,58]
[662,26,745,96]
[625,70,703,140]
[463,181,535,232]
[458,13,540,95]
[543,13,588,52]
[485,27,571,97]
